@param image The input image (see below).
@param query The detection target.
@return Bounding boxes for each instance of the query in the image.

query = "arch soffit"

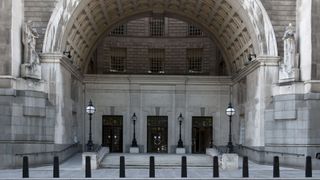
[43,0,278,74]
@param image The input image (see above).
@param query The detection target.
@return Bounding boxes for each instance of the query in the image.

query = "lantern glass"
[178,113,184,122]
[131,113,137,121]
[225,104,235,116]
[86,100,96,114]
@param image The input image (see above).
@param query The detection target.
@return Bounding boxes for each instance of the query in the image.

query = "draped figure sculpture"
[279,23,299,83]
[21,21,41,80]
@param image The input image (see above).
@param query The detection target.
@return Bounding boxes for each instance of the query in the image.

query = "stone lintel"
[40,53,83,82]
[232,56,280,82]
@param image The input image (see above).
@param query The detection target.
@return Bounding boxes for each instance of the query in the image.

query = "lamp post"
[86,100,96,151]
[131,113,138,147]
[177,113,184,148]
[225,103,235,153]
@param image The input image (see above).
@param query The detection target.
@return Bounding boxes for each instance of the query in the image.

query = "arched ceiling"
[43,0,278,74]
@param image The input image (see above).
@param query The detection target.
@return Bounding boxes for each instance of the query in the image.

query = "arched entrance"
[40,0,279,153]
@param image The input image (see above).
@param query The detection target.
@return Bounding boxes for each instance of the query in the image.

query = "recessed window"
[149,49,165,73]
[149,17,165,37]
[110,24,127,36]
[110,48,126,72]
[188,25,203,36]
[187,48,203,73]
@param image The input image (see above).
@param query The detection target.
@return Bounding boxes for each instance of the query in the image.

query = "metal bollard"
[53,156,59,178]
[22,156,29,178]
[85,156,91,178]
[149,156,155,178]
[306,156,312,177]
[181,156,187,178]
[120,156,125,178]
[273,156,280,178]
[242,156,249,178]
[213,156,219,178]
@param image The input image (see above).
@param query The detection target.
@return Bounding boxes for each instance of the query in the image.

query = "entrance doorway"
[192,117,213,153]
[147,116,168,153]
[102,116,123,153]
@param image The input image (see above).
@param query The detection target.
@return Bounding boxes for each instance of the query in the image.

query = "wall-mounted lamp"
[248,54,257,62]
[63,51,72,58]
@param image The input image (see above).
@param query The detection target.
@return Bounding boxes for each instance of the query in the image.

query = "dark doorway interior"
[147,116,168,153]
[102,115,123,153]
[192,117,213,153]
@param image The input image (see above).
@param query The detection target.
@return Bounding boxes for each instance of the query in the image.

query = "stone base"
[176,147,186,154]
[82,152,98,169]
[279,68,299,84]
[221,153,239,170]
[206,148,219,156]
[129,147,139,153]
[21,63,42,80]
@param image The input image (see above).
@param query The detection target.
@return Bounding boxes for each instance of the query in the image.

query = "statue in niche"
[279,23,299,83]
[21,21,41,80]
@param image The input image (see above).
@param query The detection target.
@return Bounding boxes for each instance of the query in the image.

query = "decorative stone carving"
[21,21,41,80]
[279,23,299,83]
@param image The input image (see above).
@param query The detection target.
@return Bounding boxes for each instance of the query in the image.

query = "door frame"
[147,116,168,153]
[102,115,123,153]
[191,116,213,154]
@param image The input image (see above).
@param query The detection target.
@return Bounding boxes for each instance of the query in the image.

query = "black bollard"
[306,156,312,177]
[273,156,280,178]
[22,156,29,178]
[85,156,91,178]
[181,156,187,178]
[213,156,219,178]
[242,156,249,178]
[53,156,59,178]
[149,156,155,178]
[120,156,125,178]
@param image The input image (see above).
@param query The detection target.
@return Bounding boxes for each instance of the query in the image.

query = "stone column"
[41,53,84,145]
[0,0,23,88]
[240,56,279,147]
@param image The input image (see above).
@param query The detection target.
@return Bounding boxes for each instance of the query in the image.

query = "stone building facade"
[0,0,319,169]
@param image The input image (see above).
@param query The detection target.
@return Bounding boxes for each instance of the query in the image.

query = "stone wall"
[260,0,297,57]
[84,75,232,153]
[311,0,320,80]
[0,0,12,76]
[0,89,56,168]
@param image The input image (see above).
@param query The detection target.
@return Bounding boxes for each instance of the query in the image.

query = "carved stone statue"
[21,21,41,80]
[279,23,299,83]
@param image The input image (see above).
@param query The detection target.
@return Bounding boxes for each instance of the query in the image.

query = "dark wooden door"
[147,116,168,153]
[102,116,123,153]
[192,117,213,153]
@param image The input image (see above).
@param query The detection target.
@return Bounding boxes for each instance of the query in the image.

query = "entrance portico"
[2,0,320,169]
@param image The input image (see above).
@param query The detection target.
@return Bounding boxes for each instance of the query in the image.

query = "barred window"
[187,48,203,73]
[149,17,165,37]
[149,49,165,73]
[188,25,203,36]
[110,24,127,35]
[110,48,126,72]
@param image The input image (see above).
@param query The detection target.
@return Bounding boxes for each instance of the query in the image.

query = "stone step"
[100,154,214,168]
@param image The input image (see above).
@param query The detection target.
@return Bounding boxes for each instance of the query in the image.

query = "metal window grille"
[188,25,203,36]
[110,48,126,72]
[149,17,165,37]
[149,49,165,73]
[110,24,127,35]
[187,48,203,72]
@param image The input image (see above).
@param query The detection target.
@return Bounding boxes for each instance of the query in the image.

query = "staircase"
[100,153,213,168]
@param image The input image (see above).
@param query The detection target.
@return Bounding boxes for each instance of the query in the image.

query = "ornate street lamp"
[131,113,138,147]
[177,113,184,148]
[225,102,235,153]
[86,100,96,151]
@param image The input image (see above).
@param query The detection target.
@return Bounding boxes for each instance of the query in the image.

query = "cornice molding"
[232,56,280,82]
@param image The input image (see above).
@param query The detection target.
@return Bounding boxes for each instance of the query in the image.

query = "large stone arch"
[43,0,278,74]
